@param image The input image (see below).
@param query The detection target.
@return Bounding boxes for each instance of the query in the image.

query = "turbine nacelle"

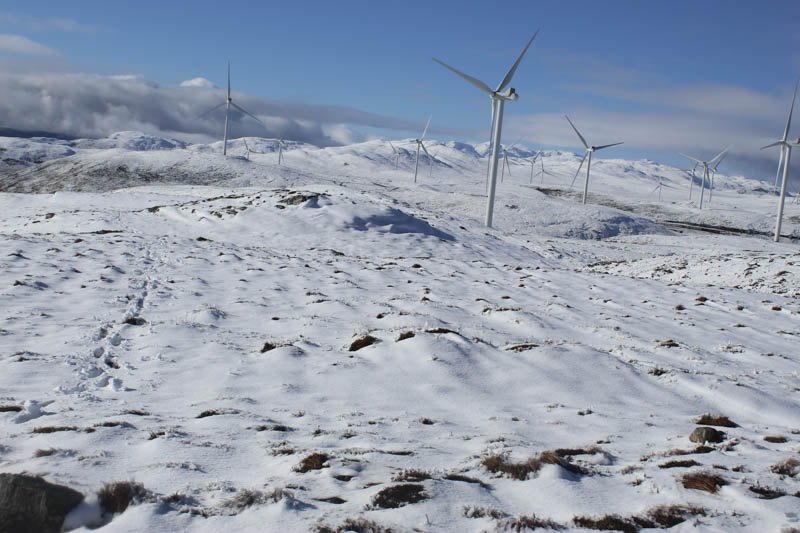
[493,88,518,101]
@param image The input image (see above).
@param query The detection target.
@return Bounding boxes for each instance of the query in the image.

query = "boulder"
[689,426,725,444]
[0,473,84,533]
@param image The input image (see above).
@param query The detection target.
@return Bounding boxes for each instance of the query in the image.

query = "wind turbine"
[528,151,541,184]
[679,148,727,210]
[536,153,557,185]
[500,142,521,182]
[410,115,432,182]
[199,62,263,156]
[276,136,286,165]
[687,163,699,201]
[388,141,400,169]
[762,82,800,241]
[651,176,664,201]
[434,30,540,227]
[772,79,799,192]
[707,151,729,203]
[565,115,623,204]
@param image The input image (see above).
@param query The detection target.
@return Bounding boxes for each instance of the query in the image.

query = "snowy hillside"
[1,132,799,532]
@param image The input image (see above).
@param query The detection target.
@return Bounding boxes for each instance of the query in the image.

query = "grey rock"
[0,473,84,533]
[689,426,725,444]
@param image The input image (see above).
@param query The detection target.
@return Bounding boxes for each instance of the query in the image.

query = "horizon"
[1,1,799,184]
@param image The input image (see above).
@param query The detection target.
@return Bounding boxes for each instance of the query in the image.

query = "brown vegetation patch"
[695,414,737,427]
[574,515,636,533]
[771,458,800,477]
[505,343,540,352]
[221,488,290,513]
[315,518,394,533]
[419,417,435,425]
[396,331,415,341]
[658,339,679,348]
[260,342,276,353]
[294,452,330,473]
[315,496,346,504]
[392,469,431,482]
[0,405,23,412]
[444,473,490,488]
[349,335,377,351]
[482,451,584,480]
[648,367,668,376]
[659,459,700,469]
[573,505,706,532]
[764,435,787,443]
[554,446,603,457]
[122,409,149,416]
[682,471,727,493]
[500,514,563,531]
[666,446,714,456]
[98,481,150,514]
[32,426,79,433]
[425,327,458,334]
[123,317,146,326]
[463,505,506,519]
[749,484,786,499]
[368,484,427,509]
[253,424,294,432]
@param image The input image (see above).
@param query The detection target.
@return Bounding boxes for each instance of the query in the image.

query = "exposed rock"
[689,426,725,444]
[0,473,84,533]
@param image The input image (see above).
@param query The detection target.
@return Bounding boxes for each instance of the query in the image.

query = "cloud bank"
[0,70,446,147]
[0,34,58,56]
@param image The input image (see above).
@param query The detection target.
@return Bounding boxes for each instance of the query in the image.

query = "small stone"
[689,426,725,444]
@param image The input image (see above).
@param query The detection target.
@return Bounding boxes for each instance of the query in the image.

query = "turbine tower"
[528,151,542,184]
[687,163,699,201]
[434,29,540,227]
[565,115,623,205]
[772,79,799,192]
[199,62,263,156]
[708,151,729,203]
[762,81,800,241]
[679,148,727,210]
[410,115,432,182]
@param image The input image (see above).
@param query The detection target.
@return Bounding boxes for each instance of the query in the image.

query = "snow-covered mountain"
[1,132,798,532]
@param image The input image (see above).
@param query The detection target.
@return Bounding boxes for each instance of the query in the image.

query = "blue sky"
[1,1,799,179]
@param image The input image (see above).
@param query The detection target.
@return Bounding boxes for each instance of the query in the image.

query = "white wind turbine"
[434,30,540,227]
[536,153,557,185]
[707,151,728,203]
[651,176,664,201]
[500,142,520,182]
[410,115,432,182]
[772,79,799,192]
[762,81,800,242]
[388,141,401,169]
[528,151,542,184]
[679,148,727,210]
[565,115,623,204]
[199,62,263,156]
[686,163,699,201]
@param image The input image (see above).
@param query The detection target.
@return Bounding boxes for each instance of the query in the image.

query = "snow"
[0,132,799,532]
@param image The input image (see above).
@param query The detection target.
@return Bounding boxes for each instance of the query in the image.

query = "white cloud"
[0,12,98,34]
[180,77,217,89]
[0,34,58,56]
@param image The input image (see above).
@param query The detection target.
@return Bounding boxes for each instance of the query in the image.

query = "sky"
[1,0,799,181]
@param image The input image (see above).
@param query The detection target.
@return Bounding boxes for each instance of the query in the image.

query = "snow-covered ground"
[1,132,799,532]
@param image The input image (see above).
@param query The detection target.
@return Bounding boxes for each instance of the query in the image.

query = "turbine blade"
[231,102,264,125]
[496,28,540,92]
[709,145,731,165]
[227,61,231,99]
[198,102,225,118]
[594,141,624,151]
[389,141,398,154]
[504,153,512,176]
[679,152,703,164]
[651,183,661,194]
[760,141,784,150]
[782,77,799,142]
[244,138,249,151]
[564,115,589,149]
[421,114,432,140]
[420,142,430,157]
[432,58,493,95]
[570,152,588,188]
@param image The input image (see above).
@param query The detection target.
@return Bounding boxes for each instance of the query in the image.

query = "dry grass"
[573,515,636,533]
[573,505,706,532]
[554,446,603,457]
[500,514,564,531]
[0,405,22,412]
[392,469,431,482]
[682,471,727,493]
[771,458,800,477]
[658,459,700,469]
[396,331,415,341]
[349,335,377,351]
[294,452,330,473]
[482,451,584,480]
[122,409,149,416]
[32,426,79,433]
[694,414,737,427]
[368,484,427,509]
[666,445,714,456]
[315,518,394,533]
[764,435,787,443]
[749,484,786,499]
[220,488,291,513]
[97,481,149,514]
[463,505,506,519]
[443,473,490,488]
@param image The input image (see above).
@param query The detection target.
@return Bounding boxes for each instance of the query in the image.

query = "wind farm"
[0,4,799,533]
